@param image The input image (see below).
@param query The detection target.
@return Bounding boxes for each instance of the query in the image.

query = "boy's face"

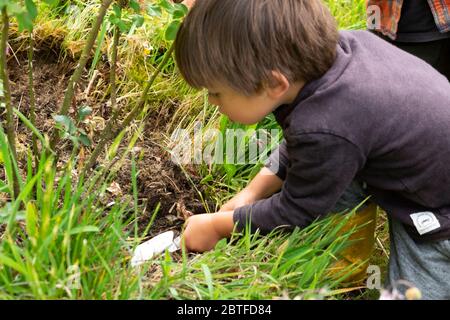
[207,85,279,125]
[206,76,304,125]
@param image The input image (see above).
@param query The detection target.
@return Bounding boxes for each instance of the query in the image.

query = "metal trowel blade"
[131,231,181,267]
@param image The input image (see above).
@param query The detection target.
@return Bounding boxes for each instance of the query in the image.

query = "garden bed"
[7,41,206,238]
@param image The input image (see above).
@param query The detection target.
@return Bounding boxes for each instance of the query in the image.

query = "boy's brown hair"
[174,0,339,95]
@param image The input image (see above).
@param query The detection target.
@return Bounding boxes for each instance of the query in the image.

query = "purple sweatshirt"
[234,30,450,242]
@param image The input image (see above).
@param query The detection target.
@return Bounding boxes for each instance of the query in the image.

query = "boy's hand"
[182,214,222,252]
[182,211,235,252]
[182,168,282,253]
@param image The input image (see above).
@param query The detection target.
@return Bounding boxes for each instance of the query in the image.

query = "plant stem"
[82,25,120,176]
[110,26,120,115]
[83,43,175,174]
[28,32,39,170]
[50,0,113,149]
[118,44,175,134]
[0,8,20,198]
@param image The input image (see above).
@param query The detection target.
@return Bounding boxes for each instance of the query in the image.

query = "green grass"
[326,0,367,30]
[0,120,366,299]
[0,120,143,299]
[144,215,366,300]
[0,0,387,300]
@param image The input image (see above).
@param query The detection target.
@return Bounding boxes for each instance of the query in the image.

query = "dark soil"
[8,48,73,134]
[6,43,208,237]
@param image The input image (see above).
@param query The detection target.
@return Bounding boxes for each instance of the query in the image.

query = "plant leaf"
[147,4,162,17]
[68,226,100,235]
[25,0,38,21]
[78,106,92,121]
[78,134,91,147]
[0,203,26,223]
[42,0,59,6]
[53,115,77,135]
[165,20,181,41]
[159,0,174,13]
[129,0,141,13]
[25,201,38,241]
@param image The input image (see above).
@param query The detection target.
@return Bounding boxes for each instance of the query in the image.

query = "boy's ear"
[266,71,290,99]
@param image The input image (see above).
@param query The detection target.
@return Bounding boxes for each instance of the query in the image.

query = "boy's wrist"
[245,167,283,200]
[211,211,235,238]
[232,187,258,208]
[242,185,261,201]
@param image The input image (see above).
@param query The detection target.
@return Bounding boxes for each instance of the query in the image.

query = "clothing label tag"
[410,212,441,235]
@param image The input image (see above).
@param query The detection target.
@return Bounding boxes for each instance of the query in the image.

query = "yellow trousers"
[329,202,378,286]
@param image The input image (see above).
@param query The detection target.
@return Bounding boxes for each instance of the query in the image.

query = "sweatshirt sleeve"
[264,139,290,180]
[233,133,366,234]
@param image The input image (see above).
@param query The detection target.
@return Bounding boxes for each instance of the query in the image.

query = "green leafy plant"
[0,123,143,299]
[109,0,144,33]
[82,0,189,175]
[53,114,92,148]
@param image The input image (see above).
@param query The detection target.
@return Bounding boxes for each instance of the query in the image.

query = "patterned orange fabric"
[367,0,450,39]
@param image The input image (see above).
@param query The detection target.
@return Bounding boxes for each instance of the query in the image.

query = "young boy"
[180,0,450,79]
[174,0,450,299]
